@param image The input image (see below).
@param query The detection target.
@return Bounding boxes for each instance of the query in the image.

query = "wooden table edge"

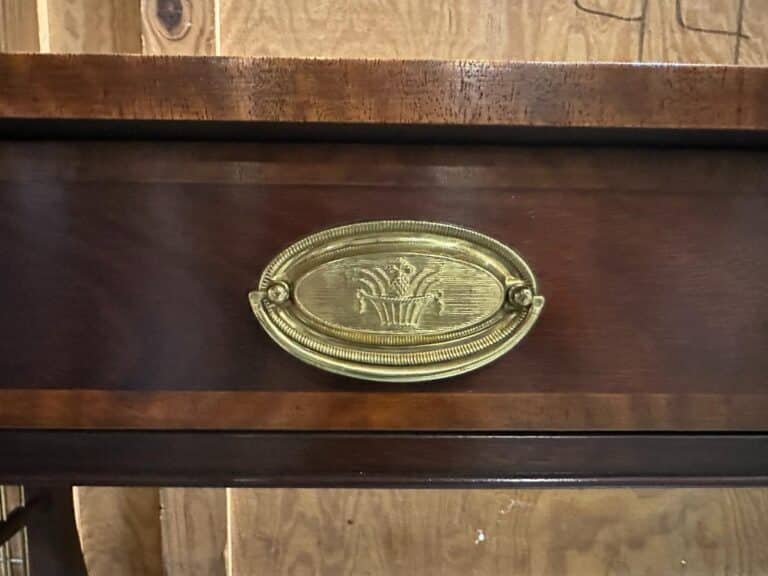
[1,430,766,487]
[1,54,767,132]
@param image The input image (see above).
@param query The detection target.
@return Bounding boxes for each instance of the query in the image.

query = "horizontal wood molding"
[0,54,767,131]
[0,390,766,431]
[1,431,766,486]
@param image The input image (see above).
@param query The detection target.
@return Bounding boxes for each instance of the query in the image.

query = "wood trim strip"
[1,390,766,431]
[0,54,767,131]
[1,431,766,487]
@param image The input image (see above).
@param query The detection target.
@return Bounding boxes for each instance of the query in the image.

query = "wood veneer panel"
[1,54,767,131]
[0,141,766,430]
[0,390,766,431]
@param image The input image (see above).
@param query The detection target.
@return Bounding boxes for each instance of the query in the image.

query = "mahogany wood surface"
[1,54,767,440]
[1,55,767,485]
[0,141,766,431]
[1,432,767,487]
[1,54,768,132]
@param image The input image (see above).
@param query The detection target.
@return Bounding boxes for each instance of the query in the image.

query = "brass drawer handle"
[249,221,544,382]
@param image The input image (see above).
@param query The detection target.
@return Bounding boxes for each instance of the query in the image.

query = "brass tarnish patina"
[249,221,544,382]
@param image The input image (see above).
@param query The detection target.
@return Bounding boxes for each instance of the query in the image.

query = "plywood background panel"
[67,486,768,576]
[229,488,768,576]
[43,0,142,54]
[523,0,647,62]
[643,0,744,64]
[74,487,162,576]
[72,487,229,576]
[220,0,510,60]
[2,0,768,62]
[141,0,217,55]
[0,0,39,52]
[742,0,768,64]
[215,0,768,63]
[219,0,648,61]
[160,488,227,576]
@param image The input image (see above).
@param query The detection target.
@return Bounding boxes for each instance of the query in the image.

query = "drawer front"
[0,141,766,431]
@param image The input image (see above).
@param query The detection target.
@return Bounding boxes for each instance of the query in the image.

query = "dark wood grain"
[0,140,767,431]
[0,54,767,132]
[1,432,767,487]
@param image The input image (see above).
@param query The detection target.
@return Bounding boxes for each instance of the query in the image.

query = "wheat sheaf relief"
[355,257,444,328]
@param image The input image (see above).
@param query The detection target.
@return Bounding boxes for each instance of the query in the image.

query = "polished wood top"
[0,54,767,132]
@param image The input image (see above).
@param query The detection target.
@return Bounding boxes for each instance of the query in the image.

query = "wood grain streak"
[45,0,142,54]
[160,488,227,576]
[0,0,38,52]
[229,488,768,576]
[75,487,162,576]
[141,0,217,55]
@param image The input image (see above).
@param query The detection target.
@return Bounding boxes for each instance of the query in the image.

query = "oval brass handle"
[249,221,544,382]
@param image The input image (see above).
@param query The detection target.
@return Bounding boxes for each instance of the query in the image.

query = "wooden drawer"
[0,55,766,486]
[1,139,767,431]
